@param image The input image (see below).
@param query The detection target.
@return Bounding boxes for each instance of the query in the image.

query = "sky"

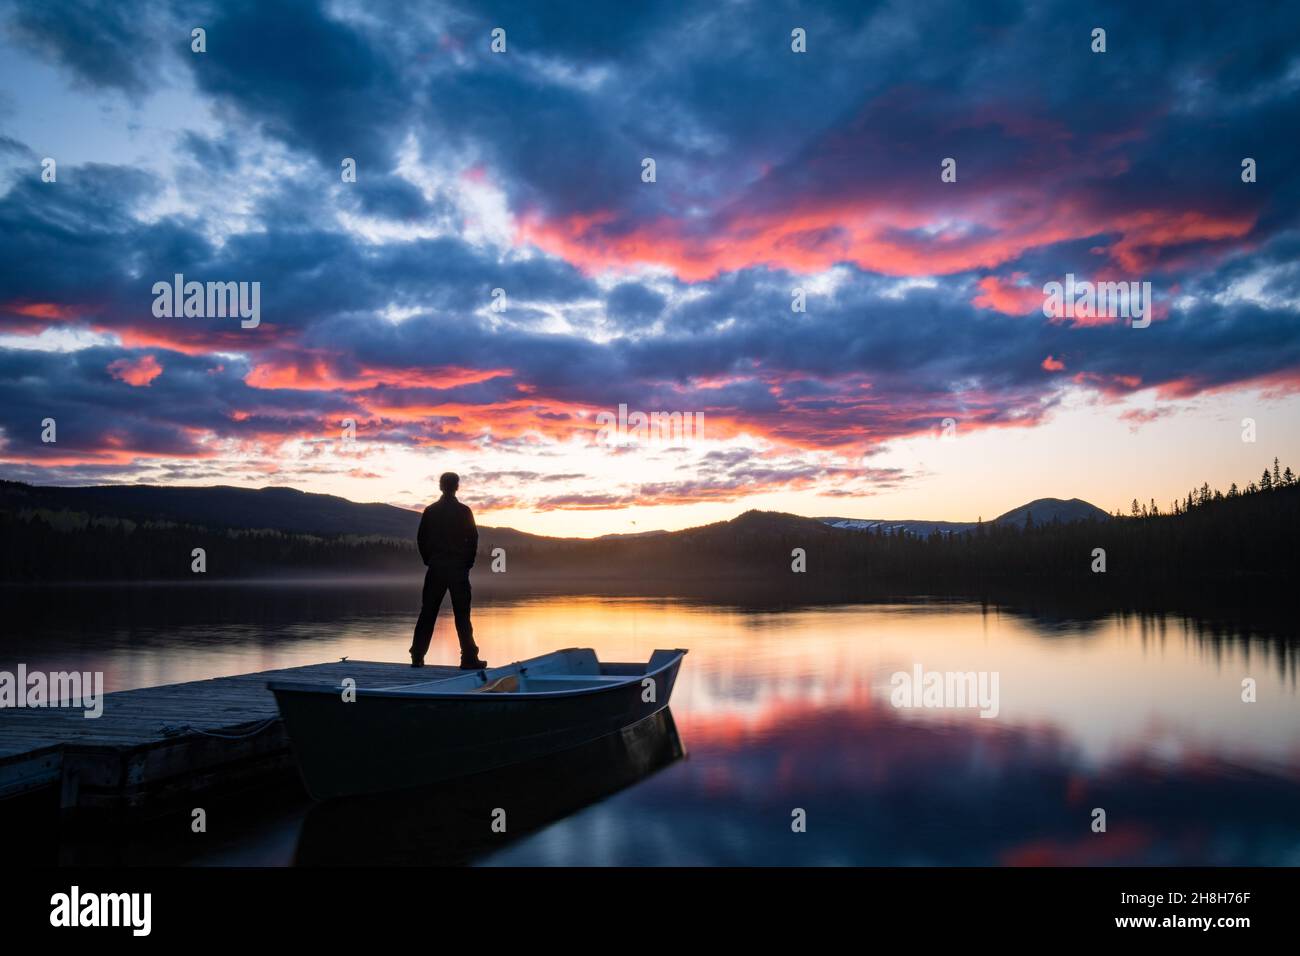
[1,0,1298,536]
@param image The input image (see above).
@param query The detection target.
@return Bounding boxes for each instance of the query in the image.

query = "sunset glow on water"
[8,586,1296,866]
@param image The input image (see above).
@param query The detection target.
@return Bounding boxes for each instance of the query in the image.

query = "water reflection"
[296,709,684,865]
[513,697,1300,866]
[3,584,1298,865]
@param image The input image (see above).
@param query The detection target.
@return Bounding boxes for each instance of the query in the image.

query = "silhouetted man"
[410,472,485,669]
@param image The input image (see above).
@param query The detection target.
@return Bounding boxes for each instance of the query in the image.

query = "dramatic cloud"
[1,0,1298,523]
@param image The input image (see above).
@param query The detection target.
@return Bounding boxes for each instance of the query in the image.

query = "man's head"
[439,472,460,496]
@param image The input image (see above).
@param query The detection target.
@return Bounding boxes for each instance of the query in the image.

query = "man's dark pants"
[410,565,477,662]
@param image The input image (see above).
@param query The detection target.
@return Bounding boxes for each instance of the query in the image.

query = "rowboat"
[269,647,687,799]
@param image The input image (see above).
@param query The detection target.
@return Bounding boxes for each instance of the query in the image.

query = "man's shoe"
[410,654,424,668]
[459,656,488,670]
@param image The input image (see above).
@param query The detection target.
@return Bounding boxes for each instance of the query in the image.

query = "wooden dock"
[0,660,459,816]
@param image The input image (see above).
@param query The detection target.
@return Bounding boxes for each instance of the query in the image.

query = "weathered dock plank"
[0,660,460,813]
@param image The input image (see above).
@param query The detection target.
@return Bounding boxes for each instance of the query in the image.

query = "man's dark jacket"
[417,494,478,577]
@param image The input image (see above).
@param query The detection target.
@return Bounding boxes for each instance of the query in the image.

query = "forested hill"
[0,466,1295,587]
[0,481,424,537]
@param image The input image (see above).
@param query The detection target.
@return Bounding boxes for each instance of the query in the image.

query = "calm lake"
[4,582,1299,865]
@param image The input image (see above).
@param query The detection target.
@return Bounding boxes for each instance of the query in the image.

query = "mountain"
[819,517,980,537]
[0,480,421,537]
[992,497,1111,528]
[819,497,1110,537]
[0,480,556,547]
[0,480,1107,545]
[2,478,1295,587]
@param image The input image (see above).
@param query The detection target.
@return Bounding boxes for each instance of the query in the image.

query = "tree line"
[1,460,1295,589]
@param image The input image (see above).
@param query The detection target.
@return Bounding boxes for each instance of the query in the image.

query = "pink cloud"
[107,354,163,387]
[974,274,1043,316]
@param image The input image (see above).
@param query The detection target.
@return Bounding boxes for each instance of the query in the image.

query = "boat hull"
[271,653,684,799]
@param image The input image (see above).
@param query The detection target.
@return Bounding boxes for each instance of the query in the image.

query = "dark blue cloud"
[1,0,1298,475]
[5,0,177,95]
[606,282,665,323]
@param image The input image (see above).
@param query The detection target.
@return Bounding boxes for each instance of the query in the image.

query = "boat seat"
[476,674,520,693]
